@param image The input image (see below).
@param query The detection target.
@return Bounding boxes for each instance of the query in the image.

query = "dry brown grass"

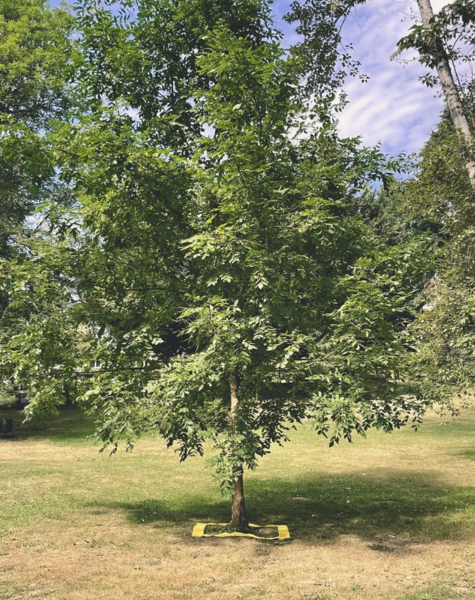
[1,406,475,600]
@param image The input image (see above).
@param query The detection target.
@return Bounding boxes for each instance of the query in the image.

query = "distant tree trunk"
[416,0,475,186]
[63,383,73,407]
[229,372,249,531]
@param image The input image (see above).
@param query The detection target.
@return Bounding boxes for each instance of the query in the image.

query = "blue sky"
[51,0,451,157]
[272,0,451,156]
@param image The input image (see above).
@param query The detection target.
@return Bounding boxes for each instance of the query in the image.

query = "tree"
[2,0,276,405]
[285,0,475,403]
[0,0,74,400]
[73,0,277,153]
[402,106,475,394]
[398,0,475,186]
[0,0,73,256]
[4,2,434,531]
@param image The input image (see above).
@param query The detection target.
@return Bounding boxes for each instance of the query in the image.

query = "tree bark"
[231,472,248,531]
[229,372,249,531]
[416,0,475,186]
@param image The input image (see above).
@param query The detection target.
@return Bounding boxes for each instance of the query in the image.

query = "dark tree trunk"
[231,472,248,530]
[63,383,73,407]
[229,372,249,531]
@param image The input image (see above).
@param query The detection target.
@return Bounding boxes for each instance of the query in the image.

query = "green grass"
[1,404,475,600]
[2,405,475,542]
[395,586,458,600]
[0,405,96,445]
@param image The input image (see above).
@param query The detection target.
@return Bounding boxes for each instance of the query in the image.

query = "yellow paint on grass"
[192,522,290,540]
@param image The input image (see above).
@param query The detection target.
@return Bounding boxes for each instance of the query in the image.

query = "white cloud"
[273,0,455,156]
[336,0,454,155]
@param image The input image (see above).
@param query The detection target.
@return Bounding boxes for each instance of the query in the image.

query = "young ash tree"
[84,30,429,530]
[6,2,434,531]
[153,31,433,529]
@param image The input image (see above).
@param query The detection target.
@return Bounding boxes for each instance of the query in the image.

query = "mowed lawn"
[1,405,475,600]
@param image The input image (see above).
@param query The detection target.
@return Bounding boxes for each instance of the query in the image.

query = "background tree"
[0,0,74,399]
[1,0,277,407]
[397,0,475,185]
[286,0,475,411]
[403,104,475,394]
[0,0,73,255]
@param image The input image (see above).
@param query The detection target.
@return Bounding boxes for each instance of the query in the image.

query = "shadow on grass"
[86,469,475,545]
[0,407,96,444]
[456,448,475,461]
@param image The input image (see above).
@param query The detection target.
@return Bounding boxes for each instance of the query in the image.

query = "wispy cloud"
[273,0,453,156]
[337,0,452,155]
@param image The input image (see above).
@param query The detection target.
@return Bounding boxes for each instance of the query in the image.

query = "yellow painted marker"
[192,522,290,540]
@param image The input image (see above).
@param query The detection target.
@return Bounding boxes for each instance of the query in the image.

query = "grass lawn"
[1,405,475,600]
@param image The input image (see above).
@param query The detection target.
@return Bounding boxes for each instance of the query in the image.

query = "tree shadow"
[86,469,475,545]
[0,407,96,444]
[455,448,475,461]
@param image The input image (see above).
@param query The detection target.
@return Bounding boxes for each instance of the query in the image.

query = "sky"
[52,0,452,157]
[271,0,453,156]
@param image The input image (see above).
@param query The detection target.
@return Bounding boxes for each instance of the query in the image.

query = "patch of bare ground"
[1,526,475,600]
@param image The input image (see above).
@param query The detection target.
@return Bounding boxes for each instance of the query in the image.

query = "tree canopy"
[0,0,73,256]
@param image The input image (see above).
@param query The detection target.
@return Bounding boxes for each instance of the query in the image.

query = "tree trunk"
[63,383,73,407]
[229,372,249,531]
[231,472,248,530]
[416,0,475,186]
